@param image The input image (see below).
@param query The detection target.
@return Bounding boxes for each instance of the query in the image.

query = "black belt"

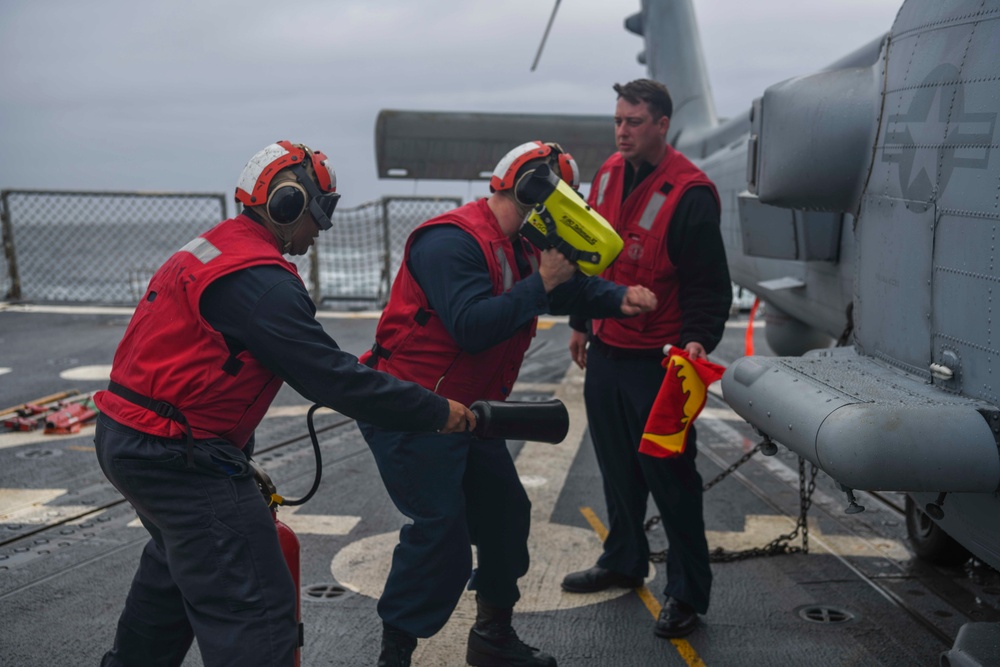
[590,337,664,361]
[106,381,196,468]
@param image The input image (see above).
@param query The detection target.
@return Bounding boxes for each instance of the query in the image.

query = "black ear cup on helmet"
[267,183,307,224]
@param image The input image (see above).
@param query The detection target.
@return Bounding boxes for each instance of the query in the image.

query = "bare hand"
[569,329,588,369]
[685,341,707,361]
[620,285,657,315]
[439,399,477,434]
[538,248,576,293]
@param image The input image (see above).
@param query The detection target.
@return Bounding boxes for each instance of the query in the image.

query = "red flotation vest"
[588,147,719,348]
[362,199,537,404]
[95,215,300,448]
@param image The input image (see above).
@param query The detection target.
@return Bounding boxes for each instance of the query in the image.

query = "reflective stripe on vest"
[638,191,667,231]
[596,171,611,208]
[495,246,514,291]
[178,237,222,264]
[366,199,537,404]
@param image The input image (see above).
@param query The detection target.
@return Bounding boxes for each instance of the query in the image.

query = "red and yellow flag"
[639,347,725,458]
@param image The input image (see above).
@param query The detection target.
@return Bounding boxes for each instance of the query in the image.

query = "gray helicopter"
[715,1,1000,660]
[376,0,1000,659]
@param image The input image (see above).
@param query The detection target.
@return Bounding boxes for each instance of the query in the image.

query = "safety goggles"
[292,165,341,230]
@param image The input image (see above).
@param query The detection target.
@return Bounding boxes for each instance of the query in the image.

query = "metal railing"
[1,189,461,308]
[310,196,462,307]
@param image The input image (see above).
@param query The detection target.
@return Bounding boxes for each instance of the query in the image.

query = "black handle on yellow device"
[470,399,569,444]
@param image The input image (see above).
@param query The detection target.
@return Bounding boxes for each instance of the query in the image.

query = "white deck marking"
[0,426,95,450]
[127,505,362,535]
[0,302,570,327]
[0,368,11,377]
[277,505,360,536]
[725,319,764,329]
[263,405,337,419]
[59,365,112,381]
[0,488,99,526]
[0,303,134,315]
[0,488,68,516]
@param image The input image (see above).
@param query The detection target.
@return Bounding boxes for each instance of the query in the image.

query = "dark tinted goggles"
[308,192,341,230]
[293,164,341,230]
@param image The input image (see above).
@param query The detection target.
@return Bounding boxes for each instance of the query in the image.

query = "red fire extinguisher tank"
[274,510,302,666]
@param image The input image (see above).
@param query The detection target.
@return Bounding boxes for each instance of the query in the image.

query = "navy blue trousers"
[95,414,297,667]
[358,423,531,638]
[584,345,713,614]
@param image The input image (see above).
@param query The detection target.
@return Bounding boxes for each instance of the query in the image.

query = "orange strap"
[745,297,760,357]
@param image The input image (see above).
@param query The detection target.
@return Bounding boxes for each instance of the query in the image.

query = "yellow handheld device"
[516,165,623,276]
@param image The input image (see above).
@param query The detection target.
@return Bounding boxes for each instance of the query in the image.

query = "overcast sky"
[0,0,902,210]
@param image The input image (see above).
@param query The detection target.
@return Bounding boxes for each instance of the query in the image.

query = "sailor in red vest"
[93,141,475,667]
[359,142,657,667]
[560,80,732,639]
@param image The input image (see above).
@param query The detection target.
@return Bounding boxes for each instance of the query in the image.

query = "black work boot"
[466,595,557,667]
[377,622,417,667]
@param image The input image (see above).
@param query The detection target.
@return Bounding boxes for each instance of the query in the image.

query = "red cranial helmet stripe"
[235,140,341,234]
[490,140,580,192]
[309,149,337,193]
[554,148,580,189]
[235,140,337,208]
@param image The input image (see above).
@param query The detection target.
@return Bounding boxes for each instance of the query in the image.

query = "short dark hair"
[613,79,673,120]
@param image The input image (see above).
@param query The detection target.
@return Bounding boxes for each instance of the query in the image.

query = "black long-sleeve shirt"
[200,265,449,431]
[407,224,628,354]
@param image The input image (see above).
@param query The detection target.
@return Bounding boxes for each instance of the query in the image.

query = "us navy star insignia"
[881,63,996,212]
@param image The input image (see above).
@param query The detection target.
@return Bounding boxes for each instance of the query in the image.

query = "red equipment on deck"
[2,391,99,434]
[275,510,302,667]
[250,460,304,666]
[44,401,99,434]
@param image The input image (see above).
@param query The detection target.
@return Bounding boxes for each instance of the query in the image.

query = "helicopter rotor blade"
[530,0,563,72]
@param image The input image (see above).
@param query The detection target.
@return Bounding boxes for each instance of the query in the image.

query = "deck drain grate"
[303,583,350,601]
[796,605,856,625]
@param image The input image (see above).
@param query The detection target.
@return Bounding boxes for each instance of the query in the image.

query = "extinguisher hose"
[277,403,324,507]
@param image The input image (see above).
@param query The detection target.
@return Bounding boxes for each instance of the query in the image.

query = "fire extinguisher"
[250,404,325,667]
[276,509,302,665]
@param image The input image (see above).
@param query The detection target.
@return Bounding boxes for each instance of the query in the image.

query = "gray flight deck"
[1,303,997,666]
